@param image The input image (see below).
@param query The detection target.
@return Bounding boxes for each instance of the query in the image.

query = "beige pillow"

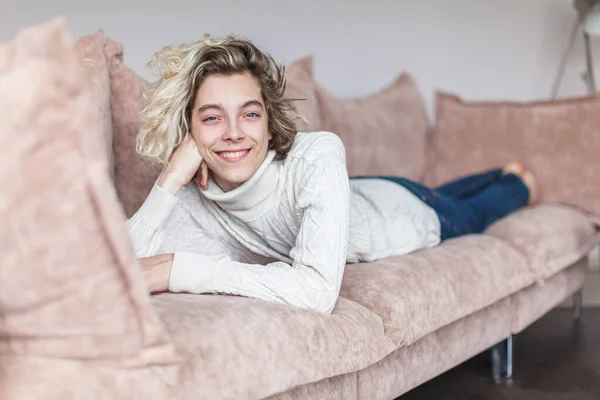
[424,91,600,220]
[284,56,322,132]
[316,73,429,180]
[74,30,114,178]
[0,18,174,366]
[105,38,161,219]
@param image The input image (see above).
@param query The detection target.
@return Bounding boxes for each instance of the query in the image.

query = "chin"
[227,170,254,185]
[214,168,255,191]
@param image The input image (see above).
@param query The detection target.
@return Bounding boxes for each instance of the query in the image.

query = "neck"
[199,150,279,220]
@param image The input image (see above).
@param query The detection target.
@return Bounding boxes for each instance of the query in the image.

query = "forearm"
[139,253,173,293]
[156,169,186,196]
[168,252,339,313]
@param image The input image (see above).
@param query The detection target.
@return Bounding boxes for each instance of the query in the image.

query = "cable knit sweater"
[127,131,440,313]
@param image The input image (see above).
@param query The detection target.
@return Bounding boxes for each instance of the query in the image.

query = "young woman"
[127,35,535,314]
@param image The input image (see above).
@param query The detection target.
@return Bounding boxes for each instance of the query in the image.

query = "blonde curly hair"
[137,34,300,165]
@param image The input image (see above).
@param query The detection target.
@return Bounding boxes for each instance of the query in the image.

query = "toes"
[522,171,538,204]
[503,161,525,177]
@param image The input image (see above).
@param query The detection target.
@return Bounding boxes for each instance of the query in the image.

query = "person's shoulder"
[288,131,346,164]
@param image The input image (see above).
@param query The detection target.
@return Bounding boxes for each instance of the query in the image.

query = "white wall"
[2,0,598,119]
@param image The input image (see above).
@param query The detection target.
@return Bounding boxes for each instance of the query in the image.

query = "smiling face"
[190,71,272,192]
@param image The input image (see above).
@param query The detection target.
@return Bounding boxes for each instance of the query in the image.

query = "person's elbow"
[292,274,340,314]
[317,291,339,314]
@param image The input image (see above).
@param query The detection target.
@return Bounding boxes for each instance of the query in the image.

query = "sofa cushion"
[316,73,428,181]
[424,91,600,220]
[485,204,599,280]
[0,19,174,365]
[510,260,587,333]
[74,30,114,178]
[339,235,532,347]
[266,371,357,400]
[356,298,511,400]
[284,56,322,132]
[104,38,162,219]
[152,294,395,400]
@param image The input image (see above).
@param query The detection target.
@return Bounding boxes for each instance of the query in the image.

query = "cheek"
[190,126,215,149]
[253,119,271,142]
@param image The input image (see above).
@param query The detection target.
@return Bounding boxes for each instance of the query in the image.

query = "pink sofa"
[2,20,600,400]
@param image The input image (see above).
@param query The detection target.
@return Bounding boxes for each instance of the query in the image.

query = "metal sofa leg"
[573,289,583,320]
[504,335,513,379]
[491,344,502,382]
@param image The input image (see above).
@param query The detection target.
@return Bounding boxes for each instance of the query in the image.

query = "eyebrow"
[196,99,264,114]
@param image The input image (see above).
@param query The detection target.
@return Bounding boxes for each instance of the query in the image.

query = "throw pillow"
[424,91,600,220]
[0,18,174,365]
[105,38,162,219]
[284,56,322,132]
[74,29,115,178]
[315,73,429,180]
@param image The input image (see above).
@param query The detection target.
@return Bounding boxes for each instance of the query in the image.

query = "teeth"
[220,150,247,159]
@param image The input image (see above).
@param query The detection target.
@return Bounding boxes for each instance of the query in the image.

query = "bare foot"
[503,161,525,178]
[521,170,538,205]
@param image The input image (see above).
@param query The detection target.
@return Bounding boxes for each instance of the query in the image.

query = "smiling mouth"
[216,149,251,162]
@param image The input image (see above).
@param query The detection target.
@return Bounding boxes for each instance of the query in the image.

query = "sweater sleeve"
[125,184,181,258]
[169,146,351,314]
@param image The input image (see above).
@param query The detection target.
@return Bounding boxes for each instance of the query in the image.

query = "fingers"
[201,161,209,189]
[194,170,203,188]
[194,161,209,190]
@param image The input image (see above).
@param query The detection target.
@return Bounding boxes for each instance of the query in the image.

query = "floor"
[398,267,600,399]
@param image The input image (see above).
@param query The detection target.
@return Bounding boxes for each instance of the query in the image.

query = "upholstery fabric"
[340,235,532,347]
[104,38,162,218]
[424,91,600,219]
[284,56,322,132]
[357,298,511,399]
[0,18,175,387]
[316,73,429,180]
[511,260,587,333]
[485,204,599,280]
[266,372,357,400]
[74,29,114,178]
[151,294,395,400]
[0,357,179,400]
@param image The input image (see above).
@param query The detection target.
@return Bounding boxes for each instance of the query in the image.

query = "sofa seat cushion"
[485,204,599,280]
[339,235,532,347]
[151,294,395,400]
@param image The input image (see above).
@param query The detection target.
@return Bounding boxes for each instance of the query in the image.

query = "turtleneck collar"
[198,150,279,221]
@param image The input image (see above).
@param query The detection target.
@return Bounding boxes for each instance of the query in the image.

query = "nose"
[223,119,244,143]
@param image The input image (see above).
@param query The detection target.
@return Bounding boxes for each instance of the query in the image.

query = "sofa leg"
[491,344,502,382]
[573,289,583,320]
[504,335,513,379]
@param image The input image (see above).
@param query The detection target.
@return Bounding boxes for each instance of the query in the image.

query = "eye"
[245,112,259,118]
[203,116,218,122]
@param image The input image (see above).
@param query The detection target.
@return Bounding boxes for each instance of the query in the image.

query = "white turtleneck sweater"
[126,131,440,313]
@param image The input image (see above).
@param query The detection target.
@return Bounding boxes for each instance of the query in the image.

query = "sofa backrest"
[314,67,429,181]
[424,91,600,221]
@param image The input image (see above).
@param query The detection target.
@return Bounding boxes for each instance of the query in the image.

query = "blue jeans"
[351,169,530,241]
